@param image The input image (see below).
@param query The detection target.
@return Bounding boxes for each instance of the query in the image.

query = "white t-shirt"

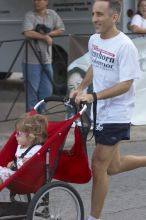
[15,144,42,168]
[88,32,141,123]
[131,14,146,28]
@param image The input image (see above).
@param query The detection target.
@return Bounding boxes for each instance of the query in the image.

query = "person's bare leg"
[89,143,146,219]
[90,143,118,219]
[108,146,146,175]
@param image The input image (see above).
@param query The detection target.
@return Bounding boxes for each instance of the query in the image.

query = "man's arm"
[95,79,133,100]
[75,79,134,104]
[23,27,64,45]
[70,65,93,98]
[49,28,64,37]
[129,25,146,34]
[79,65,93,90]
[23,31,53,45]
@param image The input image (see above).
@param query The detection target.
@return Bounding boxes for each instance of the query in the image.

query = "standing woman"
[22,0,65,112]
[130,0,146,33]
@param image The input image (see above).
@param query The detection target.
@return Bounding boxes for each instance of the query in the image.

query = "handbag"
[53,126,92,183]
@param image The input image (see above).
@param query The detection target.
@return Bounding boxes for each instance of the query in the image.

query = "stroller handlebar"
[34,96,65,110]
[44,96,65,103]
[33,96,87,115]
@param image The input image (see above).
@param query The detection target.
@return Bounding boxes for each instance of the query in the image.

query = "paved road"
[0,73,146,219]
[0,137,146,220]
[77,141,146,220]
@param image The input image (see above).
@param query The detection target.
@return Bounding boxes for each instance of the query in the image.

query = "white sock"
[87,215,100,220]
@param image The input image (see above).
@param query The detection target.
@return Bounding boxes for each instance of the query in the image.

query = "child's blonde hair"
[15,114,48,145]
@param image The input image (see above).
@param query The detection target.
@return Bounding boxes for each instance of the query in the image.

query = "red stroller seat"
[0,111,91,194]
[0,97,92,220]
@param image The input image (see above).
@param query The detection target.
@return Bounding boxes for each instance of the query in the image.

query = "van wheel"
[52,45,68,95]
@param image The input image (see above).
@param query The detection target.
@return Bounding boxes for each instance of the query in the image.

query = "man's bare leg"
[108,145,146,175]
[90,143,146,219]
[90,143,118,219]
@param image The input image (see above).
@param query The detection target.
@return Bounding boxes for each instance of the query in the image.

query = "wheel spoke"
[26,182,84,220]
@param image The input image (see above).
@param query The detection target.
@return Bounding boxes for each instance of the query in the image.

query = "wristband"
[92,92,97,102]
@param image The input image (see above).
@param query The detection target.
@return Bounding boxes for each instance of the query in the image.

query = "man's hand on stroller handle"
[33,96,87,115]
[70,88,94,105]
[65,97,87,115]
[74,94,94,104]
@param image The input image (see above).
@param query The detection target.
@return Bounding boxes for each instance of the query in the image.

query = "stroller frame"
[0,96,91,220]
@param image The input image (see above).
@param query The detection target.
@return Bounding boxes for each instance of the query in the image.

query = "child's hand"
[7,161,14,168]
[17,158,29,169]
[22,158,29,164]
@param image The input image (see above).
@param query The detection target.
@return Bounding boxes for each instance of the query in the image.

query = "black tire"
[26,181,84,220]
[0,72,12,80]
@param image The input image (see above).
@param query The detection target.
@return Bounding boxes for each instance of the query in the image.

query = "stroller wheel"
[26,181,84,220]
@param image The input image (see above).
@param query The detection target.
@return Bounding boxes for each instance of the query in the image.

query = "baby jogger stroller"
[0,96,92,220]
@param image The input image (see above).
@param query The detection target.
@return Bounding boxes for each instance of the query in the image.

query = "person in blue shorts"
[70,1,146,219]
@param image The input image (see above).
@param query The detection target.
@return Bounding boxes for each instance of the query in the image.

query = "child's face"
[15,131,30,147]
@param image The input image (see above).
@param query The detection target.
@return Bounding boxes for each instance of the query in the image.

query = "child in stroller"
[0,113,48,185]
[0,97,91,220]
